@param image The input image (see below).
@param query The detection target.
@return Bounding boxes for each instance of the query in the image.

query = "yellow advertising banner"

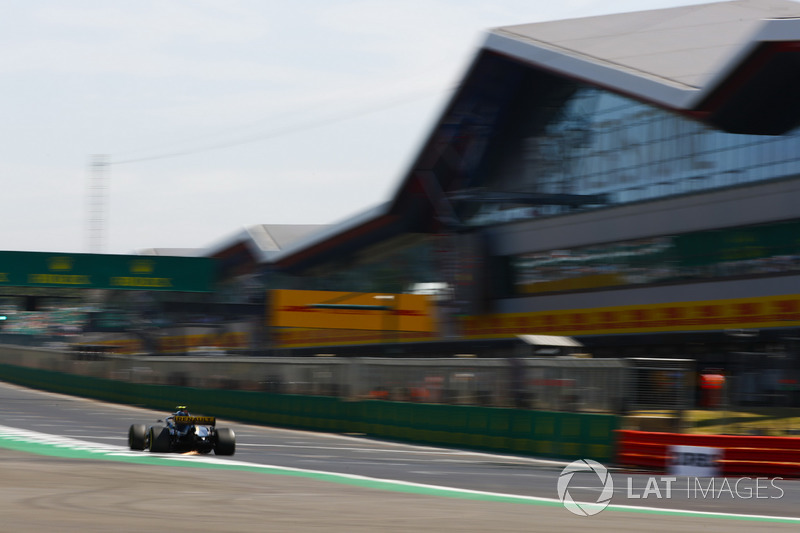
[461,294,800,339]
[273,328,439,348]
[270,292,800,348]
[270,290,437,333]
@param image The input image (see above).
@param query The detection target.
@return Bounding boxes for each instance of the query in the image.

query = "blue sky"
[0,0,711,254]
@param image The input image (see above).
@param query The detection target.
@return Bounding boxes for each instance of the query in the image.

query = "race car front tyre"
[214,427,236,456]
[149,426,171,453]
[128,424,146,450]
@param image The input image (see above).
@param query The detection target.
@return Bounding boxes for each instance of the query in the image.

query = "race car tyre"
[214,427,236,456]
[149,426,171,453]
[128,424,146,450]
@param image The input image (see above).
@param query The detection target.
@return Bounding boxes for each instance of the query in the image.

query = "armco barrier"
[0,363,617,462]
[617,430,800,477]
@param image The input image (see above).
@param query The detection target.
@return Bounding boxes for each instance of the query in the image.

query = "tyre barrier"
[617,430,800,477]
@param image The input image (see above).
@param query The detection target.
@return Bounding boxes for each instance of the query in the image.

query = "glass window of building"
[465,74,800,228]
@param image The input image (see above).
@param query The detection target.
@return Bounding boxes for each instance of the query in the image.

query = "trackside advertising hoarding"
[461,294,800,339]
[0,251,214,292]
[269,290,437,333]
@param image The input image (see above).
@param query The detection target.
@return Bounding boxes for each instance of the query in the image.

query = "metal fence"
[0,341,634,413]
[523,358,627,413]
[0,341,706,414]
[625,357,695,413]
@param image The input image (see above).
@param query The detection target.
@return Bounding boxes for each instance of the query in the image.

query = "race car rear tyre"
[214,427,236,456]
[128,424,146,450]
[149,426,171,453]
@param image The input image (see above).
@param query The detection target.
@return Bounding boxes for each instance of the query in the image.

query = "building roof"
[269,203,392,266]
[268,1,800,273]
[205,224,328,263]
[137,248,203,257]
[486,0,800,134]
[201,223,329,279]
[246,224,330,255]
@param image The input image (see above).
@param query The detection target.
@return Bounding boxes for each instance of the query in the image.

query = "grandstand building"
[223,0,800,400]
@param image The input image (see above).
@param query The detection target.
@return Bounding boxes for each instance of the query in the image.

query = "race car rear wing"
[174,415,216,426]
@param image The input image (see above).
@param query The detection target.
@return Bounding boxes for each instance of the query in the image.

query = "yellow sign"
[461,294,800,339]
[109,276,172,288]
[130,259,155,274]
[48,256,73,271]
[270,290,437,333]
[28,273,91,285]
[274,328,439,348]
[174,416,215,426]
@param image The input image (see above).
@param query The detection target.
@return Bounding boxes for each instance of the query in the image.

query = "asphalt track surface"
[1,381,800,532]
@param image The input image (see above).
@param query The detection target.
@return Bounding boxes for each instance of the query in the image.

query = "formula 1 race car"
[128,406,235,456]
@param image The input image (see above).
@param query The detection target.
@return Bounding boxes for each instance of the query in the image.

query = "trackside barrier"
[0,363,617,462]
[617,430,800,477]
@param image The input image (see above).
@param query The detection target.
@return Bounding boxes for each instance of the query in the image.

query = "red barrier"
[617,430,800,477]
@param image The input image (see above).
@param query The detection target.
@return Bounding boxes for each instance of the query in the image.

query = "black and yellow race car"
[128,406,235,455]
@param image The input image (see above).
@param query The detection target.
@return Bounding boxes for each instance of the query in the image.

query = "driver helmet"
[173,406,190,431]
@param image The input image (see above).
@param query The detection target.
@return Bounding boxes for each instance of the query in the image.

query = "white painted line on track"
[2,423,800,524]
[0,382,570,468]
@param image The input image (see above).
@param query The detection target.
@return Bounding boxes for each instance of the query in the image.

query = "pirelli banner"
[0,251,213,292]
[270,290,437,335]
[461,294,800,339]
